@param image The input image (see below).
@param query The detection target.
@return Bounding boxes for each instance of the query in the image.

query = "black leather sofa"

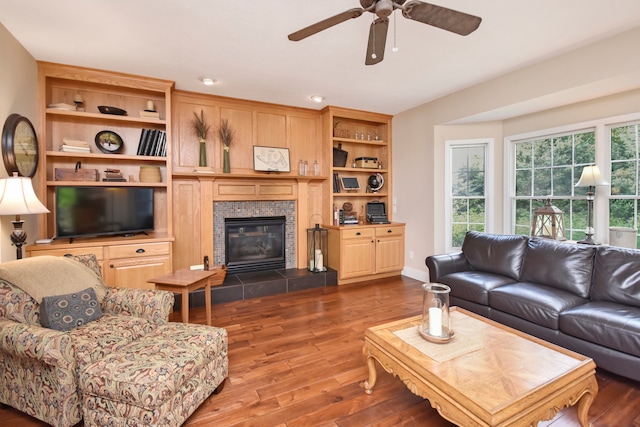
[426,231,640,382]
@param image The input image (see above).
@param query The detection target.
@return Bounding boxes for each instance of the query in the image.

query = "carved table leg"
[362,344,378,395]
[576,376,598,427]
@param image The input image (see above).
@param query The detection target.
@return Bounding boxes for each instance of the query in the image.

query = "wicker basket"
[139,166,161,183]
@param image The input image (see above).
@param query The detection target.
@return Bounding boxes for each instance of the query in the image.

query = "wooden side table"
[148,267,226,326]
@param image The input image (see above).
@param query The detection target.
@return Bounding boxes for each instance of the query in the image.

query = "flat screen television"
[55,186,154,239]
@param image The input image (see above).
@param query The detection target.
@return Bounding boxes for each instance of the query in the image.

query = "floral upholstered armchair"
[0,254,174,427]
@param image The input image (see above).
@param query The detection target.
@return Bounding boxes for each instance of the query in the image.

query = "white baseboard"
[401,266,429,283]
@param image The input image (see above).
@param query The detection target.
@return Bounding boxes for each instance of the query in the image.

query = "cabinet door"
[375,235,404,273]
[375,226,405,273]
[105,256,171,289]
[339,237,375,280]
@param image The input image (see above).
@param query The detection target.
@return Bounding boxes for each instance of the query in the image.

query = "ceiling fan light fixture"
[200,77,217,86]
[310,95,324,103]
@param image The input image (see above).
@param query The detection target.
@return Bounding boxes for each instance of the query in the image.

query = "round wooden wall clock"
[1,113,39,177]
[95,130,124,154]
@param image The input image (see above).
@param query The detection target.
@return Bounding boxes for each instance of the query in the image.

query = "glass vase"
[418,283,453,343]
[199,139,207,167]
[223,147,230,173]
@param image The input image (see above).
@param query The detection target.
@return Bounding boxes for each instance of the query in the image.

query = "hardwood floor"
[1,275,639,426]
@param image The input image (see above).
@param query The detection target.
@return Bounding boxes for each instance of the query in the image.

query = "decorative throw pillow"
[40,287,103,331]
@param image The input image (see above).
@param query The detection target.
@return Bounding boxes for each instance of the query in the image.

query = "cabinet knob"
[387,229,392,233]
[136,248,146,253]
[356,232,361,236]
[109,264,114,268]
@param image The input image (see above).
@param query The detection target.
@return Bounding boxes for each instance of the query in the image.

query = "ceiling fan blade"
[402,1,481,36]
[288,8,364,41]
[365,18,389,66]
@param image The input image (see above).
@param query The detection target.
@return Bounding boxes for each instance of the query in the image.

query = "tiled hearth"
[175,268,338,309]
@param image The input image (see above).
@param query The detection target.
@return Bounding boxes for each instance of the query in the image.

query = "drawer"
[28,246,104,260]
[341,228,375,240]
[375,226,404,237]
[108,242,171,259]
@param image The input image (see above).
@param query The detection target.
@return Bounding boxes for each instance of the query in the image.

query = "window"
[512,129,595,241]
[609,121,640,246]
[446,140,490,250]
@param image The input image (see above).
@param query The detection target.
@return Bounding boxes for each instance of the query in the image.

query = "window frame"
[444,138,493,252]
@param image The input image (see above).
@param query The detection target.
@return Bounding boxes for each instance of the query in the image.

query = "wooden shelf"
[46,108,167,125]
[47,151,167,162]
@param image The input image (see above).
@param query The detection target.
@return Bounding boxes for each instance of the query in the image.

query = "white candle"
[429,307,443,336]
[315,250,324,271]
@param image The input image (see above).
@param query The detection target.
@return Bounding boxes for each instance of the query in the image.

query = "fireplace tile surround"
[175,268,338,309]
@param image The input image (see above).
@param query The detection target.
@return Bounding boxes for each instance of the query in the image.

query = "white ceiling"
[2,0,640,117]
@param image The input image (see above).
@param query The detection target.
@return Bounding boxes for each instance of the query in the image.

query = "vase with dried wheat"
[219,119,234,173]
[192,110,210,167]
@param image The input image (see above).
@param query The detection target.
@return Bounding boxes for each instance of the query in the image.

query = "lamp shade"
[575,165,608,187]
[0,173,49,215]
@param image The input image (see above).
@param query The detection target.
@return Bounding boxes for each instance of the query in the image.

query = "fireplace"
[224,216,286,274]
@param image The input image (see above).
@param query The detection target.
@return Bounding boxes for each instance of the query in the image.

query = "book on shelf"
[139,110,160,119]
[48,103,77,111]
[59,138,91,153]
[59,145,91,153]
[136,128,167,157]
[102,178,127,182]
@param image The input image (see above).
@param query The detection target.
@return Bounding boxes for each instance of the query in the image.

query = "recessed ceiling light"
[310,95,324,103]
[200,77,217,86]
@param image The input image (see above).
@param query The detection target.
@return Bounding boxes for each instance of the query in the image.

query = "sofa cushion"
[462,231,528,280]
[439,271,516,305]
[40,287,103,331]
[490,282,588,329]
[560,301,640,358]
[591,246,640,307]
[520,238,595,298]
[0,255,107,304]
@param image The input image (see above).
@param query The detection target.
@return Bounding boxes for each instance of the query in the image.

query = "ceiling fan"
[288,0,482,65]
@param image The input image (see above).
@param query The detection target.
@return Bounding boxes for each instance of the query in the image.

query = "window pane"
[553,136,572,165]
[515,199,531,231]
[610,199,634,228]
[534,139,552,167]
[515,142,532,169]
[515,170,532,196]
[611,125,636,161]
[452,199,468,222]
[534,168,551,196]
[468,171,485,196]
[611,161,637,196]
[452,172,468,196]
[574,131,596,164]
[451,224,468,248]
[552,166,572,196]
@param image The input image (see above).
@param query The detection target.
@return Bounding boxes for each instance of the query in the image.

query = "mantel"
[172,172,327,182]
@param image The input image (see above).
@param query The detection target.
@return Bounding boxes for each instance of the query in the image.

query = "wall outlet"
[409,250,414,260]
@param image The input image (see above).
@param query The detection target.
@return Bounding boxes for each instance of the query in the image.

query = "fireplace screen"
[224,216,286,274]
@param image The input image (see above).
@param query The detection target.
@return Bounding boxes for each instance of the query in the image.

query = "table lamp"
[575,165,608,245]
[0,173,49,259]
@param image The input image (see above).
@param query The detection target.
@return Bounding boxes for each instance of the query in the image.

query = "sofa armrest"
[101,287,175,326]
[0,318,75,371]
[425,252,470,282]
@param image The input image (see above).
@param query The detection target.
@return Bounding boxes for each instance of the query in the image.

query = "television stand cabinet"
[26,233,173,290]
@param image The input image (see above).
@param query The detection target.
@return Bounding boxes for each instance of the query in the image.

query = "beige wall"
[0,23,38,261]
[395,26,640,282]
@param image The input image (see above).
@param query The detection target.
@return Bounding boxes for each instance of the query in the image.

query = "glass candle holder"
[418,283,453,343]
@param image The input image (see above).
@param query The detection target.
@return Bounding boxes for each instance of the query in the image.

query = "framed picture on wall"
[253,146,291,172]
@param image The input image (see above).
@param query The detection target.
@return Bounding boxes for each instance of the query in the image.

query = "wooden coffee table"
[362,307,598,426]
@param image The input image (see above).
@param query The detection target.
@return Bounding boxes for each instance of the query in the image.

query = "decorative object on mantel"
[218,118,234,173]
[192,110,210,167]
